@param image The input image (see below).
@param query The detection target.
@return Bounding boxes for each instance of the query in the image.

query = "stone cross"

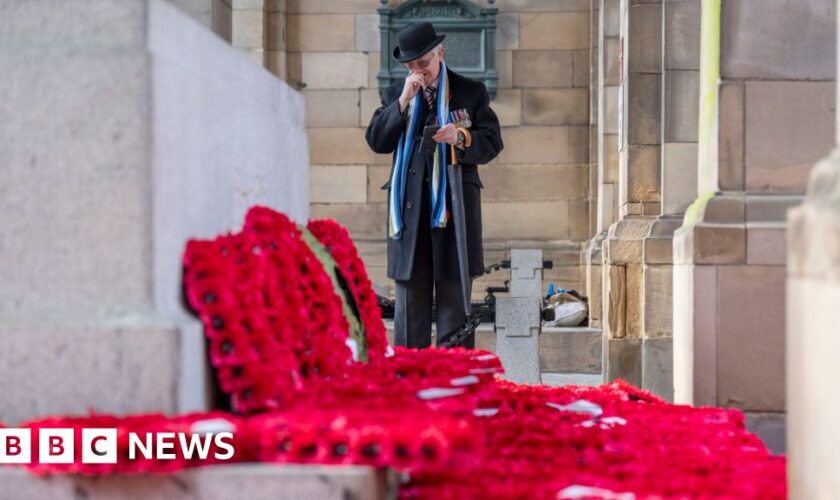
[495,249,543,384]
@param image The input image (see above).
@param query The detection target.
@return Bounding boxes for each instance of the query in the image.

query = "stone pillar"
[787,2,840,496]
[673,0,835,453]
[601,0,663,387]
[584,0,620,330]
[627,0,701,401]
[0,0,308,423]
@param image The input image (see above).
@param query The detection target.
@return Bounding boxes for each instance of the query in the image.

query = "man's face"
[403,47,443,87]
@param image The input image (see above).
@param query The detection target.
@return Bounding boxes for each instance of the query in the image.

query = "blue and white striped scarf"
[388,61,450,240]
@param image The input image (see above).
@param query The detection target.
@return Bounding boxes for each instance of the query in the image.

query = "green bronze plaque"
[378,0,499,99]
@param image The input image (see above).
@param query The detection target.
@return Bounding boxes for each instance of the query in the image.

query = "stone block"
[265,50,286,79]
[497,50,514,89]
[231,8,263,49]
[496,297,542,384]
[603,85,619,134]
[169,0,212,27]
[239,48,265,67]
[480,164,588,202]
[355,14,380,52]
[301,89,360,127]
[0,0,147,48]
[721,0,835,80]
[572,49,590,87]
[301,52,368,89]
[0,326,179,424]
[367,165,391,203]
[0,464,396,500]
[492,88,523,127]
[746,225,786,266]
[496,13,520,50]
[510,249,544,298]
[718,82,744,191]
[493,0,591,12]
[287,51,302,85]
[603,0,620,37]
[287,0,398,14]
[744,412,786,455]
[663,70,699,143]
[569,200,590,241]
[360,88,381,126]
[625,263,644,338]
[663,0,701,70]
[786,277,840,499]
[661,142,698,215]
[287,14,355,52]
[600,182,619,229]
[692,225,746,264]
[626,145,661,203]
[745,194,803,223]
[717,265,786,411]
[626,73,661,145]
[627,2,662,73]
[643,264,673,338]
[604,264,626,338]
[483,201,570,240]
[519,12,589,50]
[310,202,386,240]
[308,127,375,164]
[568,126,590,164]
[497,126,571,164]
[372,152,393,165]
[603,133,620,182]
[587,261,603,324]
[702,194,745,224]
[367,51,380,88]
[310,164,367,203]
[211,0,233,41]
[540,328,603,373]
[745,81,835,194]
[513,50,574,88]
[605,337,642,386]
[644,216,681,264]
[642,337,674,401]
[265,11,285,50]
[522,88,588,126]
[604,37,620,85]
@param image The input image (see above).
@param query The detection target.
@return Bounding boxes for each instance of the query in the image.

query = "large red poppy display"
[16,206,785,499]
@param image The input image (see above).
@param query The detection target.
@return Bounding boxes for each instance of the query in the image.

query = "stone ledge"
[0,325,183,425]
[385,322,602,374]
[0,464,397,500]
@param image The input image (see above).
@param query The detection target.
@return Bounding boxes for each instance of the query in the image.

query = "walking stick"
[439,144,475,347]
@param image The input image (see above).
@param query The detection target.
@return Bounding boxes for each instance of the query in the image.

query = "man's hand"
[399,72,425,112]
[433,123,460,145]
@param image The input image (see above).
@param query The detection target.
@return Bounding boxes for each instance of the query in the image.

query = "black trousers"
[393,176,474,349]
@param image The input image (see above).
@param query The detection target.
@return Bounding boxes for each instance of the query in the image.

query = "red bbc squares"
[0,428,116,464]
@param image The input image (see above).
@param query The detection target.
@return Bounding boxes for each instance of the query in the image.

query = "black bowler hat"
[392,22,446,63]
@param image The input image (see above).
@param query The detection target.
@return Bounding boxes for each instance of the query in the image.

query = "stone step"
[385,322,602,374]
[0,464,397,500]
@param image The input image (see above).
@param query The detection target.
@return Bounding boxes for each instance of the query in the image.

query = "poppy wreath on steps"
[184,206,361,414]
[306,218,389,361]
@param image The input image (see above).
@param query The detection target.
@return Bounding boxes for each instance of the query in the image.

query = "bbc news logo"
[0,428,235,464]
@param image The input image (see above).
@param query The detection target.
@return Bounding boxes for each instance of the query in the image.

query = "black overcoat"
[365,69,503,282]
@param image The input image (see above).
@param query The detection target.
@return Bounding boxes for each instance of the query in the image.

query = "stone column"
[627,0,701,401]
[673,0,835,453]
[787,1,840,496]
[601,0,662,387]
[0,0,308,423]
[585,0,621,331]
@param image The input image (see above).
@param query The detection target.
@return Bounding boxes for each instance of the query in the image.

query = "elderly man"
[365,22,503,349]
